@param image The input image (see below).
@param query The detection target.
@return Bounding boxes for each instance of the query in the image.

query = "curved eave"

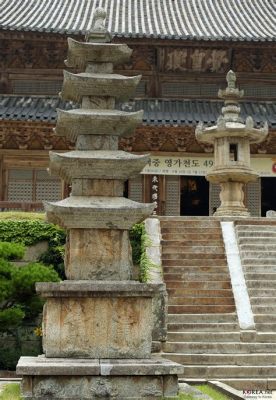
[60,71,141,102]
[196,127,269,144]
[65,38,132,68]
[44,196,154,229]
[49,151,149,181]
[55,108,143,140]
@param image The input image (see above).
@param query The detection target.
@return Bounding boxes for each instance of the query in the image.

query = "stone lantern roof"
[195,70,269,145]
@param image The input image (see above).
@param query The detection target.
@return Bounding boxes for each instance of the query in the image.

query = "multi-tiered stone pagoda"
[17,8,183,399]
[196,70,268,217]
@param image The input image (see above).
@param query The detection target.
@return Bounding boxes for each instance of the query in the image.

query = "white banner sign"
[142,156,276,177]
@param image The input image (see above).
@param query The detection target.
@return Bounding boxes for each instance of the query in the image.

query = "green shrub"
[0,242,25,260]
[0,242,60,331]
[130,223,144,265]
[0,307,25,331]
[0,220,65,247]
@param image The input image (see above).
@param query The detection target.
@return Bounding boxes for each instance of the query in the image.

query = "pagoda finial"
[92,7,107,31]
[85,7,111,43]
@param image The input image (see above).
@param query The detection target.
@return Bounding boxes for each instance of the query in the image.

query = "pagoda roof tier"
[55,109,143,140]
[45,196,154,229]
[61,71,141,102]
[49,151,149,182]
[65,38,132,69]
[196,120,268,145]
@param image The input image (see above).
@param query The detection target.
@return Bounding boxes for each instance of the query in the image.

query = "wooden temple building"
[0,0,275,216]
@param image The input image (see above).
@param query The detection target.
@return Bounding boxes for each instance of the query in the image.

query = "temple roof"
[0,0,275,42]
[1,96,275,128]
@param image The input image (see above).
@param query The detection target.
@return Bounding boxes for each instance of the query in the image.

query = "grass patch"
[0,212,45,221]
[0,383,22,400]
[195,384,232,400]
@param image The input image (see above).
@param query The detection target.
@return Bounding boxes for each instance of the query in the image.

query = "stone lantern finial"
[85,7,111,43]
[226,70,236,89]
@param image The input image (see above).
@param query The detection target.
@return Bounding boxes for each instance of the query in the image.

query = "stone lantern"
[196,70,268,217]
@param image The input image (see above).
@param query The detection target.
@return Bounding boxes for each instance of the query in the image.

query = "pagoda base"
[17,356,183,399]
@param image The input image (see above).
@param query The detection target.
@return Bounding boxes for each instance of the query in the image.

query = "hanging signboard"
[142,156,276,177]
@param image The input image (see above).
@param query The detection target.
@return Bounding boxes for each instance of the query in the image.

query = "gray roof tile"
[0,0,275,42]
[0,95,275,128]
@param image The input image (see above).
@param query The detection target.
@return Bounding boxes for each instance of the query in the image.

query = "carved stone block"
[42,296,152,358]
[65,229,133,280]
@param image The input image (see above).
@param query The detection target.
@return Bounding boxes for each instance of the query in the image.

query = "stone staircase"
[236,222,276,338]
[160,217,276,390]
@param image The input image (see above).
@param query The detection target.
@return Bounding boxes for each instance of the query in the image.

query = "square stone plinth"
[37,281,163,359]
[17,356,184,399]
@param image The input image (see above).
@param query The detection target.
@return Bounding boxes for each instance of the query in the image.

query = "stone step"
[238,237,276,244]
[163,259,227,267]
[244,266,276,273]
[168,305,235,314]
[164,341,276,354]
[161,227,222,235]
[162,233,223,241]
[246,273,276,280]
[162,253,226,260]
[241,251,276,259]
[164,273,230,282]
[160,220,220,228]
[167,322,239,332]
[163,266,229,274]
[243,258,276,265]
[168,296,234,306]
[167,332,240,342]
[252,306,276,314]
[162,246,225,254]
[256,323,276,332]
[247,280,276,289]
[237,231,276,239]
[166,281,231,290]
[240,244,276,252]
[248,289,276,297]
[236,225,276,232]
[179,364,276,379]
[251,297,276,305]
[167,288,233,297]
[161,240,223,247]
[167,313,237,323]
[219,379,276,391]
[256,333,276,342]
[164,352,276,365]
[255,314,276,323]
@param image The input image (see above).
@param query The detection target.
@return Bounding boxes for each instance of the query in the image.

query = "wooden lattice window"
[245,179,261,217]
[165,176,180,216]
[209,183,221,215]
[128,176,143,203]
[7,169,62,203]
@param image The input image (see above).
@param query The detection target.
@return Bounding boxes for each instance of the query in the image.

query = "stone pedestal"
[17,8,183,399]
[18,357,180,400]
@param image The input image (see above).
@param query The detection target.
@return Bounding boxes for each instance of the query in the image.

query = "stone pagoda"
[17,8,183,400]
[196,70,268,217]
